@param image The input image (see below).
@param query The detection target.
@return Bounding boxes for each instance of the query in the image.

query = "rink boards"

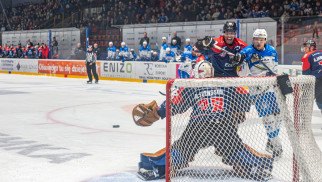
[0,58,302,84]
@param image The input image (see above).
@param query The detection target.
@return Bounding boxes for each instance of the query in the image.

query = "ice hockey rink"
[0,74,321,182]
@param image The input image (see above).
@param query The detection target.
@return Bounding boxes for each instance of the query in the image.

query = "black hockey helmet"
[303,39,316,48]
[223,21,237,32]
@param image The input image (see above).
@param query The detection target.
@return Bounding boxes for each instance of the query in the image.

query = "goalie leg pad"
[254,92,280,117]
[232,146,274,181]
[138,148,166,180]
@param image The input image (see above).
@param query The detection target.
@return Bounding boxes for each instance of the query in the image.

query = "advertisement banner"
[135,62,179,81]
[38,60,101,76]
[0,59,38,73]
[100,61,135,78]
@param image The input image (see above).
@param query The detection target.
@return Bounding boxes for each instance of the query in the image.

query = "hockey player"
[162,48,175,63]
[130,49,137,61]
[16,43,23,58]
[159,37,168,60]
[8,44,16,58]
[139,41,151,61]
[196,21,248,77]
[301,40,322,113]
[118,42,129,62]
[3,44,9,58]
[24,44,34,58]
[178,47,206,78]
[170,39,179,55]
[107,42,116,60]
[85,45,99,84]
[35,45,43,58]
[0,45,2,58]
[133,60,275,181]
[184,38,193,54]
[239,29,282,157]
[151,52,159,61]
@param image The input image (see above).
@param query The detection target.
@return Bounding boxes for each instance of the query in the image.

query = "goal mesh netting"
[166,75,322,182]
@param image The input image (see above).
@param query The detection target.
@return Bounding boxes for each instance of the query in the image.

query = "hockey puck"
[113,125,120,128]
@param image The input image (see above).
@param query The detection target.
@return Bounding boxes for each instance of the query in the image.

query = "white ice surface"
[0,74,321,182]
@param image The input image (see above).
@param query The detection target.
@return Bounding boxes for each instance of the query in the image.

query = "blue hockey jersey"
[239,44,278,76]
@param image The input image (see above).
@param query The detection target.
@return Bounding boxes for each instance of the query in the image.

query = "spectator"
[171,32,181,50]
[74,43,85,60]
[158,12,168,23]
[51,37,58,58]
[313,21,319,38]
[139,32,150,46]
[93,43,101,60]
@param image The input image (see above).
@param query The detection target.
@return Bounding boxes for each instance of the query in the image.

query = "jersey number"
[198,97,224,112]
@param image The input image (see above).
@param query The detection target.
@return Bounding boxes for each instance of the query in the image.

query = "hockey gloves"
[230,53,246,67]
[132,100,160,127]
[195,36,215,51]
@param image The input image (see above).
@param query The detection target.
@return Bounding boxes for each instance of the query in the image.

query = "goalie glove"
[230,53,246,67]
[132,100,160,127]
[195,36,215,51]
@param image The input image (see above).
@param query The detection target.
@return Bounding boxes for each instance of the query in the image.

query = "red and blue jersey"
[210,36,247,77]
[24,47,35,58]
[8,48,16,57]
[170,86,250,123]
[302,50,322,79]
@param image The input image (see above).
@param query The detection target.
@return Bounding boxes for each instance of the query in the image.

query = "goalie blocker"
[131,62,301,181]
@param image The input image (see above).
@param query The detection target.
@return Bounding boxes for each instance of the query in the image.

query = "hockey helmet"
[194,60,214,78]
[223,21,237,32]
[303,39,316,48]
[109,42,113,45]
[253,29,267,40]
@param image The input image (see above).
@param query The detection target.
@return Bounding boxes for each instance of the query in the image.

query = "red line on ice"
[46,102,163,136]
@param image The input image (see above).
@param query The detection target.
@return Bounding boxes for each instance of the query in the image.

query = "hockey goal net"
[166,75,322,182]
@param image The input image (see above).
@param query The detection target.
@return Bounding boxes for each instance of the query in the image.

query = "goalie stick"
[212,44,277,75]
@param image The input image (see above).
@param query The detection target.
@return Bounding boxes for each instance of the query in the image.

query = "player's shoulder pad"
[240,45,253,54]
[235,37,248,47]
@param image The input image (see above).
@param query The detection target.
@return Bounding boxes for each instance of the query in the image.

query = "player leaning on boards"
[301,40,322,114]
[85,45,99,84]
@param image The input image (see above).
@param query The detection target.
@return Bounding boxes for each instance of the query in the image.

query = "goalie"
[133,60,275,181]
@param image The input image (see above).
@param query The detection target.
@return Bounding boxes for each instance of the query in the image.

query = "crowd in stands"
[0,0,82,31]
[0,0,321,31]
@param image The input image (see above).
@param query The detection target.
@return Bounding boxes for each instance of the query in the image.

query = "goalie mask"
[194,60,214,78]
